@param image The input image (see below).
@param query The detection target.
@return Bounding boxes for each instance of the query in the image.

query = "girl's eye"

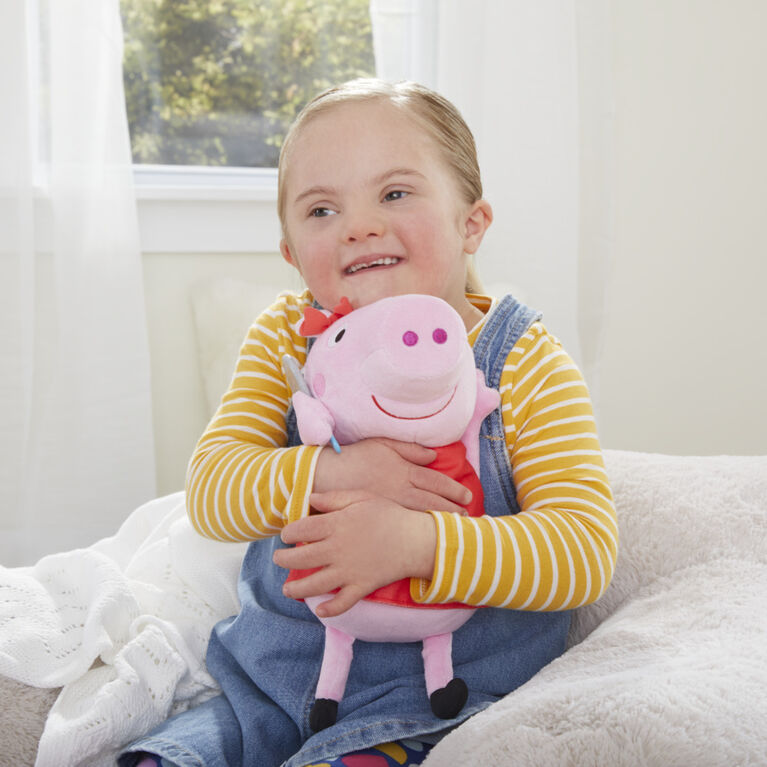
[310,207,335,218]
[383,190,408,202]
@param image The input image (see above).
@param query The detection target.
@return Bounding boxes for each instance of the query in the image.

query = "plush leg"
[422,633,468,719]
[133,756,163,767]
[310,626,355,732]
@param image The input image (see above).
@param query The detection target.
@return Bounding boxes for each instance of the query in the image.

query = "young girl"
[120,79,617,767]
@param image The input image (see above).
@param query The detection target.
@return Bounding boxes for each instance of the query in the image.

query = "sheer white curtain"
[0,0,156,567]
[370,0,613,396]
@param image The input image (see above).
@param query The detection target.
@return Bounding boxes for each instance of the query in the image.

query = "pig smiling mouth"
[371,387,457,420]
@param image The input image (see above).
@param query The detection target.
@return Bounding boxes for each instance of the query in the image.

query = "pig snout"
[360,303,468,402]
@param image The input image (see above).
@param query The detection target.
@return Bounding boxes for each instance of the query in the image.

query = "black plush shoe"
[309,698,339,732]
[429,677,468,719]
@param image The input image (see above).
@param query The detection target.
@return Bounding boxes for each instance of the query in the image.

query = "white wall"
[142,0,767,493]
[142,251,299,495]
[594,0,767,455]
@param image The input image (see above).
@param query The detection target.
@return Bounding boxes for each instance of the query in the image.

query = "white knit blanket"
[1,450,766,766]
[0,493,248,767]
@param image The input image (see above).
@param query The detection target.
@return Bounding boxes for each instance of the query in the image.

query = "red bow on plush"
[299,297,354,336]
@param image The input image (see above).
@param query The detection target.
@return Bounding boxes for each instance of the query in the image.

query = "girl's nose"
[343,205,385,243]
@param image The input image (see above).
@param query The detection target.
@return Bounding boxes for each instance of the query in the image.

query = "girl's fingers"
[410,465,473,506]
[404,489,468,516]
[310,487,466,516]
[378,438,437,466]
[309,489,373,512]
[280,513,331,545]
[313,585,368,618]
[273,539,328,570]
[281,568,338,601]
[279,563,369,612]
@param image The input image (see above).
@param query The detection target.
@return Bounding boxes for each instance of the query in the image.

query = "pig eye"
[327,327,346,347]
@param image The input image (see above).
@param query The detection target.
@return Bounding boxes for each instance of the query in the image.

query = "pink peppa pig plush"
[284,293,500,731]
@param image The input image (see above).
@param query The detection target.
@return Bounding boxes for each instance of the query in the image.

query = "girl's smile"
[344,254,403,275]
[279,100,491,330]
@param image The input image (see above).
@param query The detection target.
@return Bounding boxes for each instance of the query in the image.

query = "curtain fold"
[371,0,613,396]
[0,0,156,567]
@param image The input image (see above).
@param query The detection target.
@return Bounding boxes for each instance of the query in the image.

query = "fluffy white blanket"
[425,450,767,766]
[1,450,765,766]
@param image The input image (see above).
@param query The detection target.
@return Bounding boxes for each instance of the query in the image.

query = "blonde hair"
[277,79,485,293]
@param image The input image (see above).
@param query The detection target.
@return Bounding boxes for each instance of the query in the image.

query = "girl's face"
[280,100,491,327]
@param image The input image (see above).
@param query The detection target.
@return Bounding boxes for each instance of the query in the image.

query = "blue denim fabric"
[120,294,570,767]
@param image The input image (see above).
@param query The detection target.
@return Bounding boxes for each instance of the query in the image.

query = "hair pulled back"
[277,79,483,235]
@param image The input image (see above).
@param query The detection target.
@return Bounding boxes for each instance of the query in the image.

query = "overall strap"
[473,294,542,516]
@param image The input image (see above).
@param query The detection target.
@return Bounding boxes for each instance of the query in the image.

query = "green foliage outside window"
[121,0,376,167]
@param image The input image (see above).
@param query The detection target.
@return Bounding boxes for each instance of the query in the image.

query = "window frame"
[134,165,280,253]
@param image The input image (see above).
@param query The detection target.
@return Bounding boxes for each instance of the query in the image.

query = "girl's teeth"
[347,257,399,274]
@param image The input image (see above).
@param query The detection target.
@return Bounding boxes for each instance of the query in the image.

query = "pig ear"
[297,307,334,337]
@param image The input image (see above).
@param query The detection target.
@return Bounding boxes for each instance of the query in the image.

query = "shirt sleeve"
[185,293,321,541]
[412,322,618,610]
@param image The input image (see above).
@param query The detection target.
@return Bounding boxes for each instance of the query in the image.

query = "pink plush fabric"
[287,294,500,724]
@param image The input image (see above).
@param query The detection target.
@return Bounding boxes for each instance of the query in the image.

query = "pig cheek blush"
[312,373,326,397]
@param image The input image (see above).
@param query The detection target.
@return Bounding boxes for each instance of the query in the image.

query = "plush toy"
[283,294,500,732]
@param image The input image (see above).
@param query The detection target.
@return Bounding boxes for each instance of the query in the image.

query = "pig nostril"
[402,331,418,347]
[433,328,447,344]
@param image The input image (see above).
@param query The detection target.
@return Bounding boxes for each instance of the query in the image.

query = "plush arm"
[292,391,336,447]
[460,369,500,474]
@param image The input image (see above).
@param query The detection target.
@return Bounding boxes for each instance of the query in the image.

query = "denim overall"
[121,295,571,767]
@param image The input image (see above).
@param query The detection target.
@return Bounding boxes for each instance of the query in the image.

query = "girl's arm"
[185,294,319,540]
[412,323,618,611]
[187,292,470,542]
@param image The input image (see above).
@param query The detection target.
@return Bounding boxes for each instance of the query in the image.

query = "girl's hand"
[273,490,437,617]
[312,438,471,515]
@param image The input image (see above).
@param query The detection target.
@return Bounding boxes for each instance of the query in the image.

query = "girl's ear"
[462,199,493,255]
[280,238,296,267]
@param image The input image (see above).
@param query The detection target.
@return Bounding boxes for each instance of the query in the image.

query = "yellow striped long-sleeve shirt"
[186,290,618,612]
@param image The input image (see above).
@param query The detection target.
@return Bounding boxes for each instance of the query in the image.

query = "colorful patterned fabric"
[134,739,432,767]
[304,739,433,766]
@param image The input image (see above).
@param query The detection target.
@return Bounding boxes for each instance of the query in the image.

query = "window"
[121,0,435,252]
[120,0,376,169]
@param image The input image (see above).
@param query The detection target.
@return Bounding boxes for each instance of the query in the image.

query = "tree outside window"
[121,0,375,168]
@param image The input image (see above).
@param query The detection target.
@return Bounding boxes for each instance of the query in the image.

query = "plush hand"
[292,391,336,446]
[275,490,437,617]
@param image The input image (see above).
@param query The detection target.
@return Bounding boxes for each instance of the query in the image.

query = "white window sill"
[133,164,277,201]
[32,165,282,255]
[134,165,282,254]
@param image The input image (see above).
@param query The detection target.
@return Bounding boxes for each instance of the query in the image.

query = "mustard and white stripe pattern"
[186,291,617,611]
[413,314,617,610]
[186,293,320,541]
